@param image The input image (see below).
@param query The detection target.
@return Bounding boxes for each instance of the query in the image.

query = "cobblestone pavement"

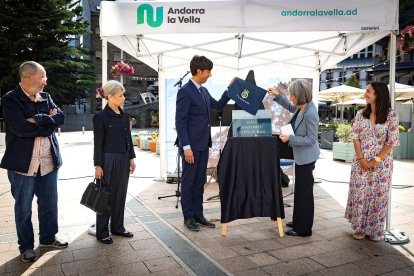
[0,131,413,275]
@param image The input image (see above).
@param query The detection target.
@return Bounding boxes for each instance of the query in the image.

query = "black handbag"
[80,178,111,215]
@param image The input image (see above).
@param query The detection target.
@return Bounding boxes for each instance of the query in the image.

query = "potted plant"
[110,61,135,77]
[149,134,157,152]
[131,132,139,146]
[332,123,355,162]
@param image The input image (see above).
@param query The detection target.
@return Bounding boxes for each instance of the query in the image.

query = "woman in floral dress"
[345,82,399,241]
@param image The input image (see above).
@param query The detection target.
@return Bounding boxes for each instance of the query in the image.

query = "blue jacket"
[175,80,229,151]
[0,85,64,173]
[274,94,320,165]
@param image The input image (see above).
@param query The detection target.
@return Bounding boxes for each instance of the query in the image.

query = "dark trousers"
[292,161,316,236]
[180,149,209,220]
[96,152,130,240]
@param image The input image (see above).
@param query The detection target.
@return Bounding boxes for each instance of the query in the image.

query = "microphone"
[174,71,190,87]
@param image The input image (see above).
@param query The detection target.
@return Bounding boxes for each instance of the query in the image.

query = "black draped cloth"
[218,137,285,223]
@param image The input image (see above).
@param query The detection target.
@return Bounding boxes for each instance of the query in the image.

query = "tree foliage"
[0,0,96,105]
[346,74,361,89]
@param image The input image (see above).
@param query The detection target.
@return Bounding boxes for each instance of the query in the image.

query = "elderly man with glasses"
[1,61,68,262]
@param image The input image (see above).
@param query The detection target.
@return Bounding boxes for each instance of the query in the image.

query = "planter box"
[136,138,140,148]
[393,132,414,159]
[333,142,355,162]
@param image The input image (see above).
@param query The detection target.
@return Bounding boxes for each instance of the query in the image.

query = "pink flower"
[110,61,135,76]
[96,87,104,98]
[397,25,414,53]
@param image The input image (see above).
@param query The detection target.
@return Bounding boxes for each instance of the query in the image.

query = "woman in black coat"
[93,80,136,244]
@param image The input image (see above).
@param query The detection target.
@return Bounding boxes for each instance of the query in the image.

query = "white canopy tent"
[100,0,401,240]
[100,0,399,177]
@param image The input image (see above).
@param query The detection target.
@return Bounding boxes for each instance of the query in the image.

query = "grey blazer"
[274,94,320,165]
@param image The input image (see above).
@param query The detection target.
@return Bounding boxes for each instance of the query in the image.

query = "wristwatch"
[374,156,382,163]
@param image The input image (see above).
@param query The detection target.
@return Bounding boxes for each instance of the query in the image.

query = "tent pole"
[102,38,108,108]
[387,31,396,232]
[384,31,409,244]
[154,54,165,181]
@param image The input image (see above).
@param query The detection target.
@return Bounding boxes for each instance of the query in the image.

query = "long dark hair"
[362,81,391,124]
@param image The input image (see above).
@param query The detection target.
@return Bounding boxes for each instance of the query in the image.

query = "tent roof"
[100,0,398,73]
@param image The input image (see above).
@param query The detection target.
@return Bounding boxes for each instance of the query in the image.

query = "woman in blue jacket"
[268,79,320,237]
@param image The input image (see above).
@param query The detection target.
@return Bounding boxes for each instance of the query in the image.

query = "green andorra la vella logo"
[241,89,250,99]
[137,4,163,28]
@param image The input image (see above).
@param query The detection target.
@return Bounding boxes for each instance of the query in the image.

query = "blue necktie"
[199,87,208,105]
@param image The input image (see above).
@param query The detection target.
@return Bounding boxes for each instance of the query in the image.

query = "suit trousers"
[96,152,130,240]
[292,161,316,236]
[180,148,209,220]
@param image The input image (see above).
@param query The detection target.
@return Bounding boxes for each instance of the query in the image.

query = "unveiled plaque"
[232,110,272,137]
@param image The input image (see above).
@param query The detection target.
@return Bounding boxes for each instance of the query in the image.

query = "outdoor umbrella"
[318,84,365,120]
[390,83,414,101]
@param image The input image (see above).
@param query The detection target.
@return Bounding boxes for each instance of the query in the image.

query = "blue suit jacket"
[175,80,229,151]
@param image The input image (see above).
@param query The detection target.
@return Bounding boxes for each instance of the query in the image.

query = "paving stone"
[269,242,327,261]
[111,261,150,275]
[61,257,111,274]
[310,247,370,267]
[234,268,269,276]
[21,268,43,276]
[149,267,189,276]
[307,263,374,276]
[202,246,240,260]
[218,256,258,272]
[313,225,351,239]
[247,253,281,266]
[263,257,325,275]
[32,250,74,267]
[240,230,277,242]
[354,253,412,274]
[129,238,164,251]
[144,256,181,273]
[41,264,65,276]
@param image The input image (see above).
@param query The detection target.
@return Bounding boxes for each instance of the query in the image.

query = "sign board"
[232,110,272,137]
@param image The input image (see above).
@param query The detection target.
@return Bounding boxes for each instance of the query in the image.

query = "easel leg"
[221,224,227,236]
[277,217,284,237]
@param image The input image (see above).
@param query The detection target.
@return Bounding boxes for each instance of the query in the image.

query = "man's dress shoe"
[286,221,294,228]
[194,217,216,228]
[184,218,200,231]
[285,229,299,236]
[285,229,312,237]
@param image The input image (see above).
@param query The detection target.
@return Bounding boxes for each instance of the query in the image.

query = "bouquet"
[110,61,135,76]
[397,25,414,53]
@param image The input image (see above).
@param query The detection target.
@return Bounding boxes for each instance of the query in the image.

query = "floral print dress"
[345,109,399,237]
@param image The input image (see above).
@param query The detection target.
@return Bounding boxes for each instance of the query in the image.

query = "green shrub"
[336,124,352,142]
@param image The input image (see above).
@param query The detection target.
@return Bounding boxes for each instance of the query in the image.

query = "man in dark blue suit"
[175,55,232,231]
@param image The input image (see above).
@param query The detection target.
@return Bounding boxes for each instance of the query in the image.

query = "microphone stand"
[157,71,189,208]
